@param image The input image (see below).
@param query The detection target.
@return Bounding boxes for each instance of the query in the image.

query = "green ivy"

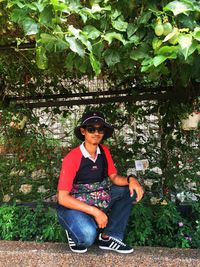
[1,0,200,88]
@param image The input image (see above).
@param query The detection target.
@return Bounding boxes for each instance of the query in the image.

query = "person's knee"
[78,225,97,246]
[111,184,130,198]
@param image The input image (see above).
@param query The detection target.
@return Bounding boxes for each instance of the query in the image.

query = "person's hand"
[129,178,144,202]
[92,207,108,228]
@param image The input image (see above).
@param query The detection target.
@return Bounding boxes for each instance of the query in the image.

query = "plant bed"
[0,200,199,249]
[126,198,200,249]
[0,203,65,243]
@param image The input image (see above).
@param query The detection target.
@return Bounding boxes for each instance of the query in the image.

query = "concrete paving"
[0,240,199,267]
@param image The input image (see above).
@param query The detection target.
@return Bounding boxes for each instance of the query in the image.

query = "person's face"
[80,123,105,145]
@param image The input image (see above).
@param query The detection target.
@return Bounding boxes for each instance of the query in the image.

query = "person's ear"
[80,127,85,136]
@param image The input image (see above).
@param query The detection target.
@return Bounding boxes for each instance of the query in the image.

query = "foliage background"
[0,0,200,248]
[0,101,199,249]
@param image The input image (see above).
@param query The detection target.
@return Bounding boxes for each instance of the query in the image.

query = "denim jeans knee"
[110,184,131,203]
[57,204,97,247]
[78,224,97,246]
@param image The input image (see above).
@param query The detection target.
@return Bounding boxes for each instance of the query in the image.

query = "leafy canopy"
[1,0,200,90]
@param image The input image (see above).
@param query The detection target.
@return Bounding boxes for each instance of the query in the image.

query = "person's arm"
[102,145,144,202]
[109,173,144,202]
[57,190,108,228]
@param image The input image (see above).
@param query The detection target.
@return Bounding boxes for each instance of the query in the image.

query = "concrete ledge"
[0,241,200,267]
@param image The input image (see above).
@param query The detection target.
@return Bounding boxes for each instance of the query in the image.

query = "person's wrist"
[90,205,99,216]
[127,174,135,184]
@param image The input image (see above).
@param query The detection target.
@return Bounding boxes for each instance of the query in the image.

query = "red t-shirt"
[58,144,117,192]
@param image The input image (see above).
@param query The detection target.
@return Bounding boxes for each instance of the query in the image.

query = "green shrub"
[1,201,199,249]
[126,197,200,249]
[0,203,66,242]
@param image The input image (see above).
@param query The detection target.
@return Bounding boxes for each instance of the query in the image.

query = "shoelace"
[109,236,126,247]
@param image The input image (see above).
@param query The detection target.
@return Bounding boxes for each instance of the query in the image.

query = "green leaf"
[141,57,153,66]
[179,37,198,59]
[68,0,81,10]
[75,57,87,73]
[10,8,28,23]
[128,35,140,45]
[68,25,80,38]
[178,34,192,59]
[153,55,167,67]
[104,32,126,45]
[79,8,96,22]
[137,11,152,24]
[153,46,179,62]
[178,34,192,50]
[91,4,102,12]
[58,3,70,13]
[127,23,138,39]
[13,0,25,8]
[103,49,120,67]
[26,3,38,11]
[141,57,154,72]
[51,0,70,13]
[130,50,145,60]
[130,44,149,60]
[83,25,101,40]
[53,25,64,39]
[65,36,85,57]
[164,1,193,16]
[78,35,92,52]
[64,53,75,71]
[178,14,196,29]
[141,64,153,72]
[34,2,45,12]
[89,52,101,75]
[193,27,200,41]
[68,26,92,52]
[39,6,54,26]
[51,0,58,4]
[157,46,178,56]
[111,17,128,32]
[111,9,121,20]
[92,42,104,57]
[91,4,111,13]
[79,12,88,23]
[22,18,38,35]
[40,33,68,52]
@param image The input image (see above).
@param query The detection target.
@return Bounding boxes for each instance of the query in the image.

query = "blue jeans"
[57,185,132,247]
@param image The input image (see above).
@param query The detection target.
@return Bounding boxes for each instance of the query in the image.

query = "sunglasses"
[85,126,105,134]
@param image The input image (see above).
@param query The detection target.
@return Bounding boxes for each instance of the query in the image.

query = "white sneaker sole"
[70,247,87,253]
[99,246,134,254]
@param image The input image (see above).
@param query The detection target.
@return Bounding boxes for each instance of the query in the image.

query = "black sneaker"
[98,234,134,254]
[65,230,87,253]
